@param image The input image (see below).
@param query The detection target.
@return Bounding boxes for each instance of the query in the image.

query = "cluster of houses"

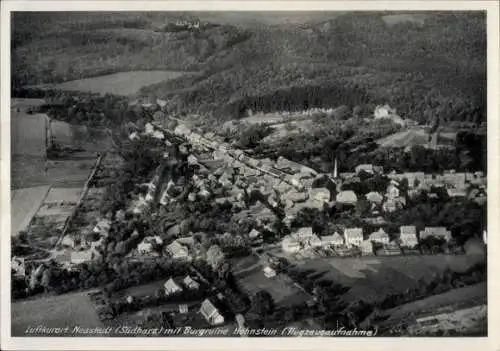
[281,224,451,257]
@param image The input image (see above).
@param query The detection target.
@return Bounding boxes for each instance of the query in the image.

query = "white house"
[307,234,322,248]
[309,187,331,203]
[164,278,183,295]
[137,241,154,254]
[336,190,358,205]
[360,240,374,255]
[282,236,301,253]
[321,232,344,247]
[344,228,363,247]
[11,257,26,277]
[165,241,190,259]
[386,184,400,199]
[399,226,418,247]
[263,266,276,278]
[369,228,390,244]
[200,299,224,325]
[183,275,200,290]
[366,191,384,204]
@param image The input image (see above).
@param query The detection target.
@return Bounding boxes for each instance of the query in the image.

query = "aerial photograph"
[9,11,487,338]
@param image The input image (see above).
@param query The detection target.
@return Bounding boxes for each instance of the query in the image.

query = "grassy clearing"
[31,71,187,96]
[11,290,103,336]
[298,254,482,303]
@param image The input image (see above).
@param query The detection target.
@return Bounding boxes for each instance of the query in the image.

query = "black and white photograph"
[1,2,498,349]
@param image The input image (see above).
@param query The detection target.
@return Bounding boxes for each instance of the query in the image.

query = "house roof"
[183,275,199,287]
[166,240,188,254]
[336,190,358,203]
[200,299,220,319]
[344,228,363,238]
[164,278,183,291]
[400,225,417,235]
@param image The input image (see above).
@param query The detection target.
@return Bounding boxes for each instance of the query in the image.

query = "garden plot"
[11,186,51,236]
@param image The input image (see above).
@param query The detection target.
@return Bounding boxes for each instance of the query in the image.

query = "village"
[10,98,487,334]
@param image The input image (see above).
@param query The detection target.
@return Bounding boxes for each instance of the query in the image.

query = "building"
[70,250,99,265]
[321,232,344,247]
[420,227,452,242]
[399,225,418,248]
[165,240,190,260]
[360,240,374,255]
[366,191,384,204]
[307,234,322,248]
[137,241,154,254]
[383,197,406,213]
[344,228,363,247]
[183,275,200,290]
[374,104,397,119]
[294,227,314,240]
[336,190,358,205]
[61,235,76,248]
[447,188,467,198]
[179,304,189,314]
[377,241,402,256]
[200,299,225,325]
[11,257,26,278]
[386,184,400,199]
[282,236,301,253]
[93,219,111,236]
[164,278,183,295]
[369,228,390,244]
[309,187,331,203]
[263,266,276,278]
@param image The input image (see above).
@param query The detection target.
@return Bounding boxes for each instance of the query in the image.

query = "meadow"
[31,71,187,96]
[11,290,104,337]
[297,254,483,303]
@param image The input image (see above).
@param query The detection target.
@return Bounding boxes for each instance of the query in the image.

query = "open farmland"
[11,111,50,157]
[11,186,51,236]
[297,254,484,303]
[31,71,187,96]
[376,127,456,149]
[11,290,104,337]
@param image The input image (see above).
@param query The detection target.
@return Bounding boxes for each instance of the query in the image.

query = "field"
[11,186,51,236]
[11,111,50,157]
[11,98,46,111]
[31,71,187,96]
[297,254,483,303]
[376,127,457,149]
[11,290,104,336]
[12,157,97,189]
[42,187,82,205]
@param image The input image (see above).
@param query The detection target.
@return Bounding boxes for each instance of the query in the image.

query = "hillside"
[12,12,486,125]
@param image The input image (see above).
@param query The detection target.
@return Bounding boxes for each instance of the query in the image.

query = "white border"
[1,1,499,351]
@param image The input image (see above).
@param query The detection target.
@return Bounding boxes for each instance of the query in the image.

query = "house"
[366,191,383,204]
[309,187,331,203]
[93,219,111,236]
[164,278,183,295]
[344,228,363,247]
[420,227,452,242]
[248,229,261,240]
[355,164,379,174]
[61,235,76,248]
[369,228,390,244]
[11,257,26,277]
[399,225,418,248]
[383,197,406,213]
[294,227,314,240]
[360,240,374,255]
[137,241,154,254]
[183,275,200,290]
[336,190,358,205]
[447,188,467,198]
[263,266,276,278]
[386,184,400,199]
[282,236,301,253]
[71,250,98,264]
[165,240,190,260]
[179,304,189,314]
[321,232,344,247]
[374,104,397,119]
[200,299,225,325]
[307,234,322,248]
